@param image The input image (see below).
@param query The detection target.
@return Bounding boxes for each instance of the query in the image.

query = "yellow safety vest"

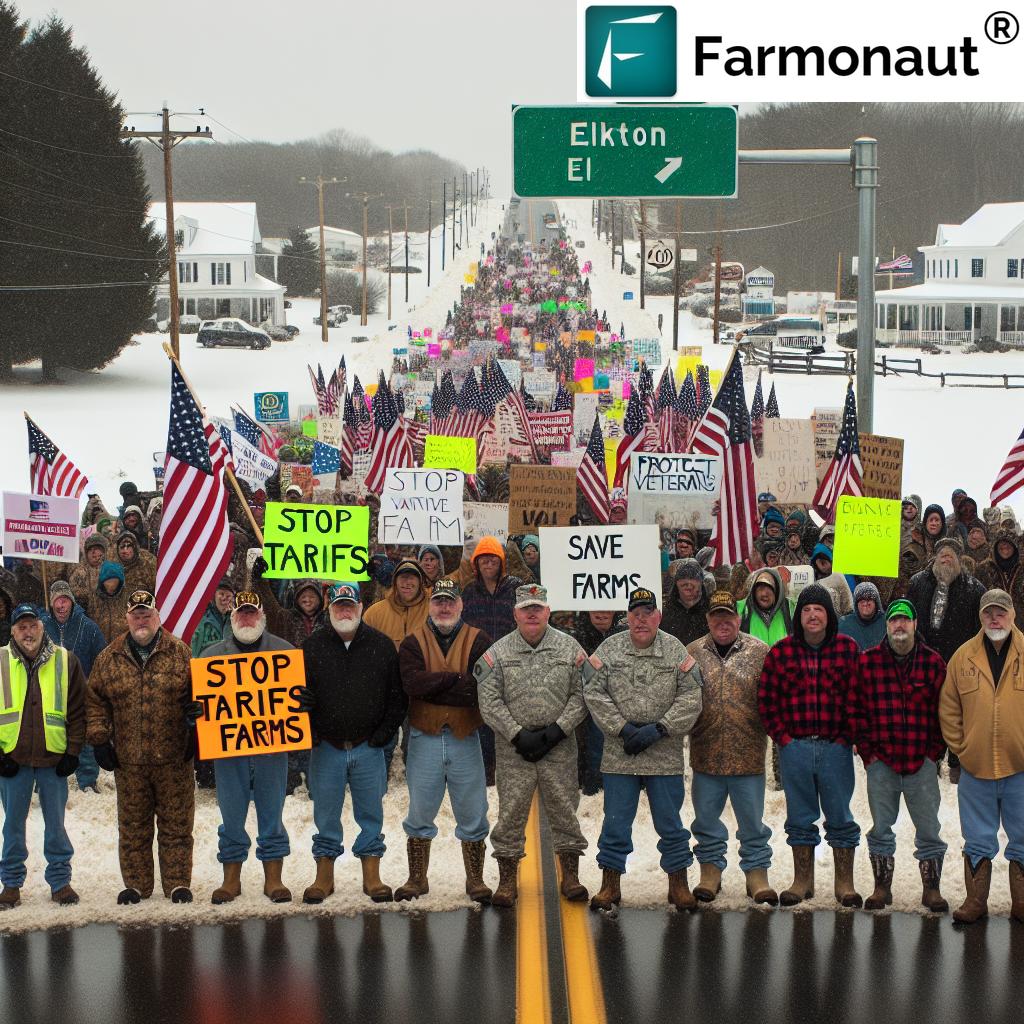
[0,644,68,755]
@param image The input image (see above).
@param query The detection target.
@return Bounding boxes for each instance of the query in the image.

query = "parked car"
[351,335,370,344]
[314,307,348,327]
[575,240,586,248]
[196,319,271,350]
[178,314,202,334]
[261,321,301,341]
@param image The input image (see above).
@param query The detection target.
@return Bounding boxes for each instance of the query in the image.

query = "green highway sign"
[512,104,738,199]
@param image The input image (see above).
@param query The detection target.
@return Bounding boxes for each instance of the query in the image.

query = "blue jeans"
[958,768,1024,866]
[75,745,99,789]
[404,726,489,842]
[597,773,692,874]
[214,753,290,863]
[778,738,860,849]
[865,758,947,861]
[308,741,387,860]
[0,765,73,892]
[690,771,772,872]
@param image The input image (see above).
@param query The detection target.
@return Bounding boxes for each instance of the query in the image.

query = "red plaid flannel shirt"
[757,633,860,746]
[846,639,947,774]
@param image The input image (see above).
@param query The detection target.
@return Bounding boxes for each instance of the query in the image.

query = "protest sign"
[463,501,509,552]
[811,408,843,483]
[480,404,530,464]
[785,566,815,600]
[497,359,522,389]
[528,410,573,450]
[551,448,585,468]
[228,430,277,490]
[832,496,901,578]
[191,649,311,760]
[577,329,595,343]
[423,435,477,474]
[523,369,556,403]
[2,491,80,563]
[254,391,289,423]
[508,465,577,531]
[858,433,904,500]
[542,525,661,611]
[379,469,464,545]
[754,419,818,503]
[317,417,342,447]
[573,393,599,446]
[574,357,595,382]
[628,453,721,495]
[278,463,315,500]
[262,502,370,581]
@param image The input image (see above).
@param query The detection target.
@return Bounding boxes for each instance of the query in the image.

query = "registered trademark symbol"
[985,10,1019,43]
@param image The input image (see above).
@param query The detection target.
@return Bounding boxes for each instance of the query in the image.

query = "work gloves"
[294,686,316,712]
[513,723,566,762]
[0,752,19,778]
[94,742,120,772]
[55,753,80,778]
[183,700,205,725]
[252,556,268,581]
[621,722,667,756]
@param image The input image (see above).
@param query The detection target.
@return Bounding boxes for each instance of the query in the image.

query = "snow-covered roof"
[147,201,261,256]
[927,203,1024,248]
[310,226,362,243]
[746,265,774,277]
[874,281,1024,302]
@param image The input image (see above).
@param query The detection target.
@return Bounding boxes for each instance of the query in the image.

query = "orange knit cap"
[472,535,506,570]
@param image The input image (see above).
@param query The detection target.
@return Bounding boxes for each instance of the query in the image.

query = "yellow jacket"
[362,584,430,650]
[939,626,1024,780]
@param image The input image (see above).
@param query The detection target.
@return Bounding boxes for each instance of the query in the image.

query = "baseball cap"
[234,590,262,611]
[627,587,657,612]
[886,598,917,622]
[980,589,1014,615]
[327,582,360,605]
[10,603,40,625]
[430,578,461,602]
[707,590,738,615]
[126,590,157,612]
[515,584,549,609]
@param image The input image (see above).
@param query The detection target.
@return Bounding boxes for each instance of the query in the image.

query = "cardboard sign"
[754,419,818,503]
[317,417,342,447]
[628,453,721,495]
[279,463,315,501]
[832,496,901,578]
[191,649,311,759]
[811,408,843,483]
[254,391,289,423]
[527,410,573,450]
[423,435,477,474]
[785,565,815,600]
[541,525,662,611]
[262,502,370,581]
[462,501,509,553]
[858,432,904,500]
[379,469,464,545]
[2,491,80,563]
[508,465,577,531]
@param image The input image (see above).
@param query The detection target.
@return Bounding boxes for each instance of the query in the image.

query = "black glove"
[623,722,667,756]
[55,753,79,778]
[94,742,120,772]
[0,752,19,778]
[512,728,548,761]
[294,686,316,712]
[183,700,205,725]
[533,723,566,759]
[252,556,268,581]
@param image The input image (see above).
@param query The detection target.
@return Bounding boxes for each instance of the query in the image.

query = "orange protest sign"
[190,649,311,759]
[577,330,596,343]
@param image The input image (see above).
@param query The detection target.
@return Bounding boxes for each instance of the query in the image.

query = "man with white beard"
[197,591,295,905]
[847,599,949,913]
[940,589,1024,924]
[294,583,406,905]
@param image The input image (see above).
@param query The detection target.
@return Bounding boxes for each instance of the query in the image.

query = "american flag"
[451,370,487,442]
[765,382,780,419]
[349,377,373,449]
[750,370,765,458]
[613,389,652,489]
[483,357,538,461]
[692,352,758,566]
[29,499,49,522]
[991,425,1024,506]
[578,414,610,523]
[340,390,356,477]
[637,360,657,423]
[655,366,677,453]
[812,381,863,517]
[157,364,234,642]
[877,253,913,272]
[552,381,573,411]
[27,416,88,498]
[311,439,340,476]
[673,370,699,452]
[232,406,279,460]
[364,373,413,495]
[430,371,458,434]
[696,364,713,417]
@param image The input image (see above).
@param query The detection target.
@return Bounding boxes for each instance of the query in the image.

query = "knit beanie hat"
[671,558,704,583]
[521,534,541,553]
[98,561,125,586]
[762,507,786,529]
[934,537,963,557]
[796,582,836,617]
[417,544,443,563]
[49,580,75,604]
[853,581,881,609]
[84,533,108,553]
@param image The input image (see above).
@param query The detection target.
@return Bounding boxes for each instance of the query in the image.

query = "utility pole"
[346,191,382,326]
[385,205,394,321]
[638,199,646,310]
[672,200,681,352]
[387,202,411,303]
[452,175,457,261]
[441,181,447,272]
[426,197,432,288]
[712,244,723,345]
[121,105,212,360]
[836,251,843,300]
[300,175,345,343]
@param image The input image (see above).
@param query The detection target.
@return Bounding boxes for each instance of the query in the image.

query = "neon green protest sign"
[832,496,901,578]
[262,502,370,581]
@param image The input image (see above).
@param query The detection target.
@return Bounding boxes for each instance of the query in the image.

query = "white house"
[307,226,363,259]
[874,202,1024,347]
[742,265,775,316]
[148,201,286,326]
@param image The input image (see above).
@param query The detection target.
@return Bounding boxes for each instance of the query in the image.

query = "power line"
[0,236,160,261]
[0,175,143,214]
[0,124,138,159]
[0,67,111,102]
[0,212,154,254]
[0,144,140,199]
[204,115,257,145]
[0,281,155,291]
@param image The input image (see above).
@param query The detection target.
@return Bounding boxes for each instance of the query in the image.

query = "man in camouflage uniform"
[584,587,704,911]
[475,584,589,907]
[87,590,199,905]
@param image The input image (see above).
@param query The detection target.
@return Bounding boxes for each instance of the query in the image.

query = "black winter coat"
[301,622,407,748]
[569,615,626,656]
[905,567,986,664]
[659,589,711,647]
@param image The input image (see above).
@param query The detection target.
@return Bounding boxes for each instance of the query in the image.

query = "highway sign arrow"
[654,156,682,184]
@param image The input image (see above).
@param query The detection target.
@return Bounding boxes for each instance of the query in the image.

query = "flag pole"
[161,342,264,546]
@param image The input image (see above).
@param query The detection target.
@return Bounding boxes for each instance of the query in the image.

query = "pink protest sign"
[622,379,631,399]
[424,327,433,338]
[496,327,510,343]
[500,303,513,314]
[610,334,619,344]
[427,342,441,358]
[574,357,595,382]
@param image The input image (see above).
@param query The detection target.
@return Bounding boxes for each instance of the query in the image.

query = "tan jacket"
[362,585,430,649]
[939,626,1024,780]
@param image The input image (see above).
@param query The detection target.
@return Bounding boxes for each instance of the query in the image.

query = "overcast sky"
[17,0,590,196]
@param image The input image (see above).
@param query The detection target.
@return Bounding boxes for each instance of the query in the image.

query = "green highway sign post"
[512,104,738,199]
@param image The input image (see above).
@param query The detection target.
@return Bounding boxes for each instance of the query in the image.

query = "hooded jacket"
[190,599,230,658]
[87,561,131,643]
[69,534,110,604]
[737,568,793,646]
[363,559,431,648]
[660,561,711,647]
[114,530,157,593]
[41,600,107,676]
[837,582,887,651]
[460,538,523,642]
[975,530,1024,623]
[905,560,986,664]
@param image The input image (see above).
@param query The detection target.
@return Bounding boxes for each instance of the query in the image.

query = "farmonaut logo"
[584,5,677,96]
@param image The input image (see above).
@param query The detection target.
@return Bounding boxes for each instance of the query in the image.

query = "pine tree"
[0,11,162,381]
[278,226,320,297]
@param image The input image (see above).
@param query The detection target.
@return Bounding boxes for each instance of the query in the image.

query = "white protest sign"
[541,524,661,611]
[573,393,599,446]
[379,469,464,545]
[551,449,586,468]
[3,491,80,563]
[629,453,721,495]
[229,429,278,489]
[523,369,556,403]
[462,502,509,555]
[785,565,814,600]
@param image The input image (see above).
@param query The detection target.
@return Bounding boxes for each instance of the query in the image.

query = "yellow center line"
[517,793,551,1024]
[556,860,608,1024]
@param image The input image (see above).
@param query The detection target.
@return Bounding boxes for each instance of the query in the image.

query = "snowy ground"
[0,754,1011,936]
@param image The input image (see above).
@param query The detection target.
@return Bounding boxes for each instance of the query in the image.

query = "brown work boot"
[302,857,335,904]
[51,885,79,906]
[262,859,291,903]
[953,855,991,924]
[395,837,432,902]
[865,854,894,910]
[211,861,243,905]
[667,868,696,911]
[744,868,778,906]
[359,856,393,903]
[919,858,949,913]
[780,846,815,906]
[1009,861,1024,924]
[590,868,622,911]
[558,851,588,902]
[694,862,723,903]
[0,886,20,910]
[491,856,519,908]
[462,840,492,904]
[833,847,863,908]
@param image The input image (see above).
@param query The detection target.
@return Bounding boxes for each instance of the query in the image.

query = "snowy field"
[0,756,1012,936]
